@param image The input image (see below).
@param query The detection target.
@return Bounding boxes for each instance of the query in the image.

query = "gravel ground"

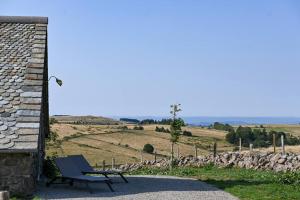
[36,175,238,200]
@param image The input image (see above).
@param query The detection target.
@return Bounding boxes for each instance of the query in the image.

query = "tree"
[225,130,237,144]
[143,144,154,153]
[170,103,182,167]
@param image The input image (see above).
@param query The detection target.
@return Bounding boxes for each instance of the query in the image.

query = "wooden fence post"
[154,151,157,162]
[171,143,174,160]
[140,150,143,162]
[273,133,276,153]
[112,158,115,169]
[239,138,242,152]
[249,144,253,154]
[194,145,198,158]
[213,142,217,157]
[281,135,285,155]
[102,160,106,170]
[177,145,180,158]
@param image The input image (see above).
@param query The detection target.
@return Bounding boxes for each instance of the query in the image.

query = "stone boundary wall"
[0,153,36,196]
[119,152,300,172]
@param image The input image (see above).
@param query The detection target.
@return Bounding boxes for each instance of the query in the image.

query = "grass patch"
[130,166,300,200]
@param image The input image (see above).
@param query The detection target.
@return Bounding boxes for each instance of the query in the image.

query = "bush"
[232,146,239,151]
[143,144,154,153]
[182,130,192,136]
[43,156,59,179]
[49,118,58,125]
[133,126,144,130]
[46,130,58,142]
[155,126,170,133]
[121,126,129,130]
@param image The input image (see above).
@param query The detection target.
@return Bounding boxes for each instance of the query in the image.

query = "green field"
[130,166,300,200]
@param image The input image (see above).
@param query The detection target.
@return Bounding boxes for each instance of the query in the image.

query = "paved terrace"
[37,175,238,200]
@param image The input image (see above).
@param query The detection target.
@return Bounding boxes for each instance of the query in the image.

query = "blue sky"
[1,0,300,117]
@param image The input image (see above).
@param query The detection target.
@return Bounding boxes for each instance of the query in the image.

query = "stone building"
[0,16,49,195]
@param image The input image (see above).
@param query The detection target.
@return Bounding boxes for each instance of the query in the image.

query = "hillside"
[51,115,121,125]
[47,124,233,167]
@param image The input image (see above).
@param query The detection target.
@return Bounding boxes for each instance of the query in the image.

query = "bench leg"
[103,174,109,179]
[86,182,93,193]
[119,173,128,183]
[102,174,113,184]
[69,180,74,186]
[105,181,114,192]
[46,177,57,187]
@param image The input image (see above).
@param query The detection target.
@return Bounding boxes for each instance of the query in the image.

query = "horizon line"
[52,114,300,118]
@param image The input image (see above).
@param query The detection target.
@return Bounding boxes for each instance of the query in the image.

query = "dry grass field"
[47,123,233,167]
[51,115,121,125]
[264,124,300,136]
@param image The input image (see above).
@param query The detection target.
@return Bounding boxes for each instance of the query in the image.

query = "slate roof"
[0,16,48,152]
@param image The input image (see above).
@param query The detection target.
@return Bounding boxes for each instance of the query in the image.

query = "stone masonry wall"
[119,152,300,172]
[0,153,37,196]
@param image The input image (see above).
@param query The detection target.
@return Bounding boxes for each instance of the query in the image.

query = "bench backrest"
[68,155,94,172]
[54,157,82,177]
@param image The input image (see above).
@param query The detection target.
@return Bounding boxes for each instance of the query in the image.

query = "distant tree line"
[155,126,192,137]
[211,122,300,147]
[211,122,234,132]
[120,118,186,126]
[120,118,140,124]
[140,118,185,126]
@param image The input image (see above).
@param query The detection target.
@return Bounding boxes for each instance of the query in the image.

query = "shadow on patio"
[36,175,236,199]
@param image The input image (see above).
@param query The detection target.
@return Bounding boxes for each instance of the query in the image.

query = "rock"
[277,158,286,164]
[221,157,228,163]
[223,154,229,159]
[0,191,9,200]
[270,154,281,162]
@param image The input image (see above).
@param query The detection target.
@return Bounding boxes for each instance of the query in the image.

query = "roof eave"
[0,149,38,153]
[0,16,48,24]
